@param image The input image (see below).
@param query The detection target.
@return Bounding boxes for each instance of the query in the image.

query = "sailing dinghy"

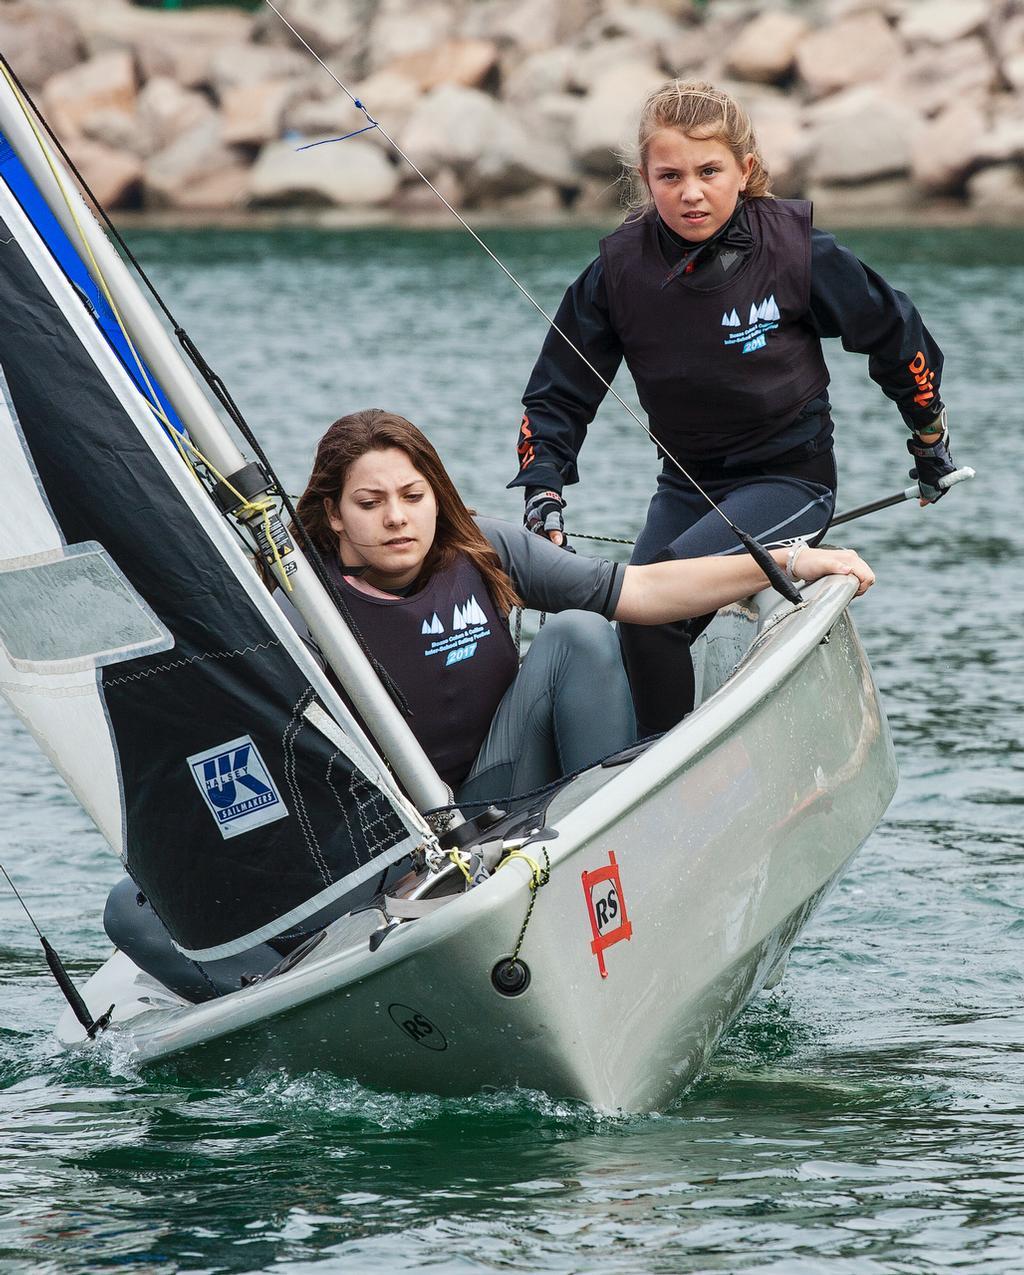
[0,67,896,1112]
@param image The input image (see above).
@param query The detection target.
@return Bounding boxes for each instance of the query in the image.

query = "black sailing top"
[509,198,946,494]
[277,518,626,788]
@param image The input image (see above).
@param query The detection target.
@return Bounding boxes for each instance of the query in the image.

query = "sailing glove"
[907,411,957,503]
[524,488,574,551]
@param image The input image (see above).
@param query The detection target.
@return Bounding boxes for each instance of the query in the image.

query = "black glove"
[907,414,957,503]
[524,488,573,550]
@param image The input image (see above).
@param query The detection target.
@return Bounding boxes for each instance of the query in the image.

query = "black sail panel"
[0,205,416,960]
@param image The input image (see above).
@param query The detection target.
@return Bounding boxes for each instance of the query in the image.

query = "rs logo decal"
[581,851,633,978]
[388,1003,448,1051]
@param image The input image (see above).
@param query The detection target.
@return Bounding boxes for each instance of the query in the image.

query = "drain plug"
[491,958,531,996]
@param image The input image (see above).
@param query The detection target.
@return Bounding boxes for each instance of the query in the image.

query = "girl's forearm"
[614,550,788,624]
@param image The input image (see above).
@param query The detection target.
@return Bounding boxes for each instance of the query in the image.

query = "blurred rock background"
[3,0,1023,221]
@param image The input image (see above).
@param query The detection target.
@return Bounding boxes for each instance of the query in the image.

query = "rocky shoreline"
[3,0,1023,224]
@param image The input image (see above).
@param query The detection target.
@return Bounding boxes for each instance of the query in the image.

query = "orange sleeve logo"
[908,351,936,408]
[516,413,536,469]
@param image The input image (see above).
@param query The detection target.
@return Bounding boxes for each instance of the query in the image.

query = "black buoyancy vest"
[599,199,830,463]
[328,555,519,789]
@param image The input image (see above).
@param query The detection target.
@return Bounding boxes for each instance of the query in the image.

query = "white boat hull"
[60,577,897,1111]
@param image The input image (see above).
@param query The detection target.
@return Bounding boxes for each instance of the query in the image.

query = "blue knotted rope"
[296,117,379,152]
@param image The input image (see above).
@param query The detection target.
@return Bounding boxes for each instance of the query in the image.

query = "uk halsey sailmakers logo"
[187,735,288,839]
[721,294,781,354]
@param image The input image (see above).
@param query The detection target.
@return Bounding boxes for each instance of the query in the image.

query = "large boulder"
[966,163,1024,219]
[221,80,301,148]
[911,98,990,193]
[582,5,685,60]
[208,43,311,96]
[57,1,252,90]
[806,89,923,185]
[899,0,989,46]
[248,136,400,206]
[41,51,137,140]
[383,39,500,92]
[65,137,142,210]
[462,0,598,54]
[252,0,361,58]
[807,176,922,221]
[795,12,904,98]
[993,12,1024,73]
[726,11,810,84]
[398,84,573,201]
[881,37,995,119]
[398,84,501,175]
[284,70,420,145]
[998,13,1024,92]
[365,1,457,74]
[748,96,811,198]
[983,102,1024,167]
[395,164,463,213]
[502,48,574,104]
[81,108,149,159]
[136,77,218,155]
[660,24,717,78]
[576,174,628,214]
[521,92,586,156]
[1006,54,1024,94]
[570,61,666,175]
[492,183,565,217]
[569,37,670,95]
[78,75,217,162]
[0,5,83,93]
[144,116,249,211]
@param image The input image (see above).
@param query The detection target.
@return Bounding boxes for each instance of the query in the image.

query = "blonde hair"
[622,80,772,214]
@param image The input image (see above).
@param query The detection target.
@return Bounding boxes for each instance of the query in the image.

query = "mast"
[0,70,453,816]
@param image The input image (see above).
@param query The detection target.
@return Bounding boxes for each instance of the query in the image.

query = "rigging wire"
[0,52,412,713]
[0,60,296,591]
[0,862,112,1037]
[264,0,802,606]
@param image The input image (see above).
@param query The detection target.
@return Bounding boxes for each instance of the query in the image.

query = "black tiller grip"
[43,937,108,1037]
[734,528,802,605]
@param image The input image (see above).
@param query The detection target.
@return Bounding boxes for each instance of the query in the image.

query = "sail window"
[0,541,173,674]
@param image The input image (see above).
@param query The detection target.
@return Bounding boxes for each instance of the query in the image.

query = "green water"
[2,225,1022,1273]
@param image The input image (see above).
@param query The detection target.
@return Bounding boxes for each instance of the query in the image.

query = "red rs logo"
[581,851,633,978]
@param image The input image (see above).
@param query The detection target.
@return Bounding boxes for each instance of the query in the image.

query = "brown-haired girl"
[512,80,956,737]
[286,409,874,805]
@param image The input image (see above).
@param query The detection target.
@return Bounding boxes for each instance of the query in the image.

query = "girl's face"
[643,128,754,242]
[326,447,438,591]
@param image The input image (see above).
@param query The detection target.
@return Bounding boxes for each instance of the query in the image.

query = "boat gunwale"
[539,573,861,851]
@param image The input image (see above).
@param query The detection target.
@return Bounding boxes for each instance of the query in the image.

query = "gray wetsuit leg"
[457,611,636,806]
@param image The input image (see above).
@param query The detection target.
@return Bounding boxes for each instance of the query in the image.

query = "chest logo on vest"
[721,294,780,355]
[422,594,491,666]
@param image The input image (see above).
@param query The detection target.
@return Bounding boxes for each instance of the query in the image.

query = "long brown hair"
[621,79,773,214]
[294,408,522,616]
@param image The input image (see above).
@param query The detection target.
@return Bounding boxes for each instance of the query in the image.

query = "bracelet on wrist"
[785,540,808,584]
